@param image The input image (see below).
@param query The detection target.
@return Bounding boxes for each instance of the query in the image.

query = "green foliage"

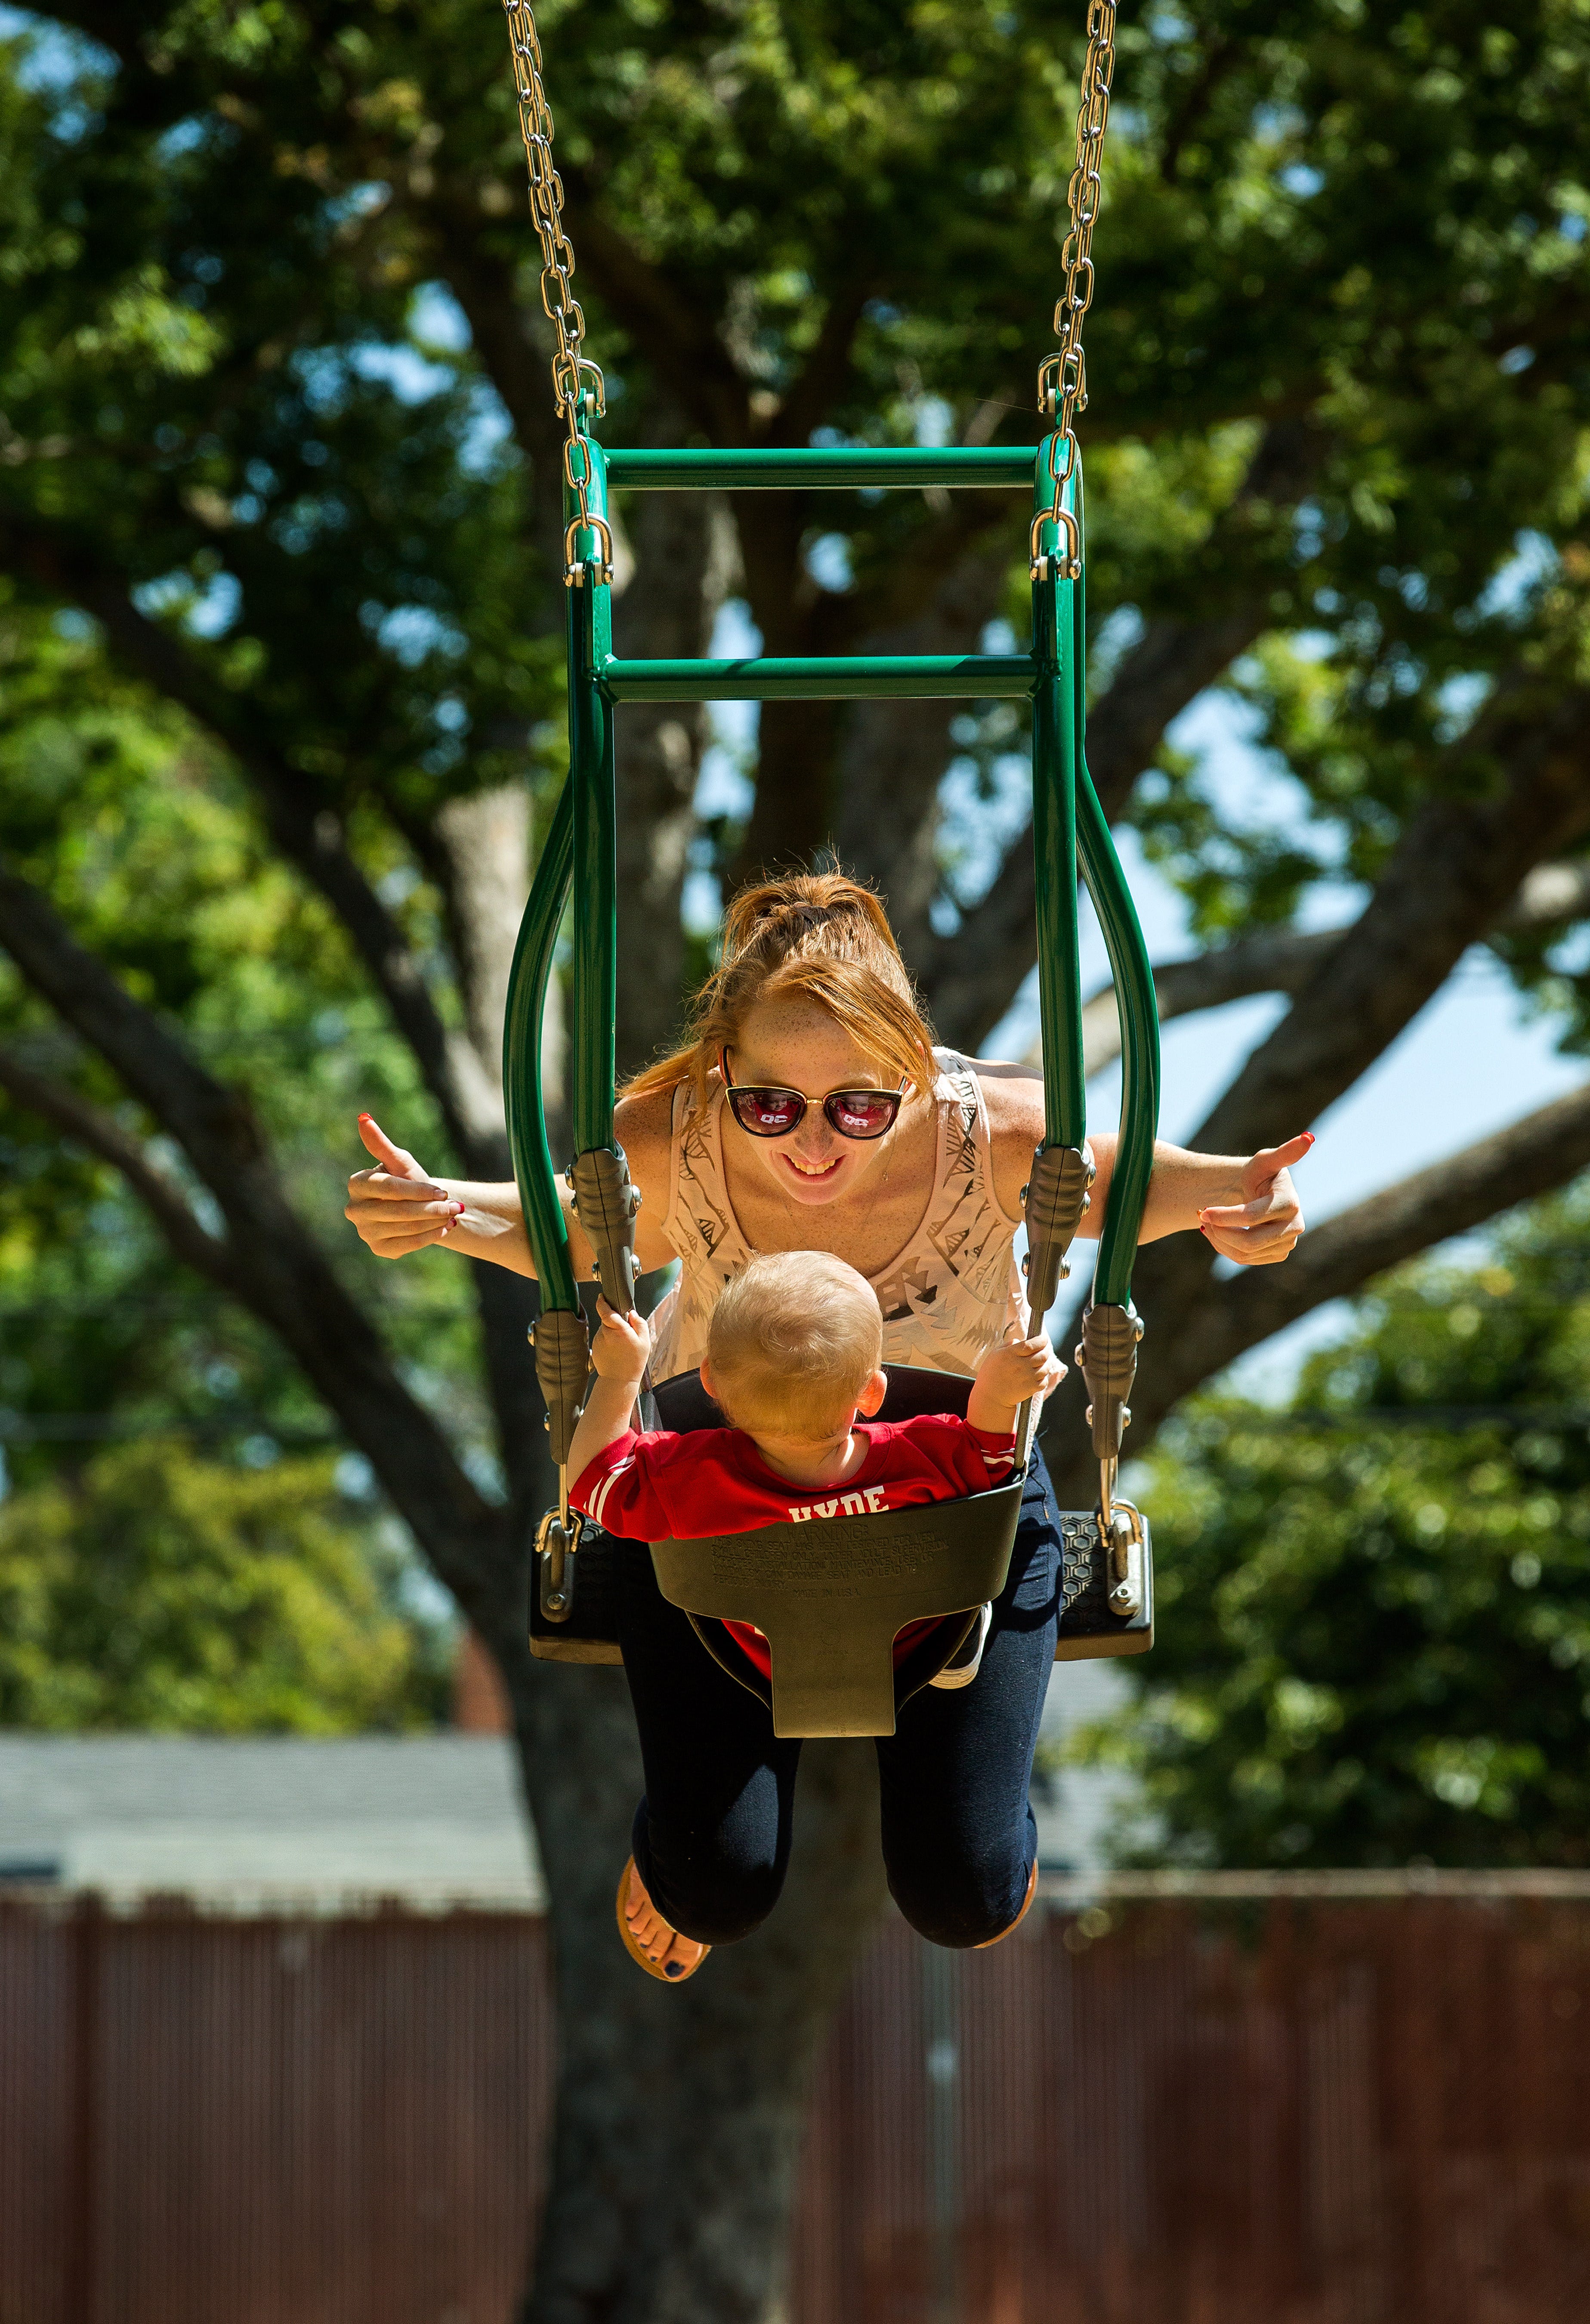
[1087,1196,1590,1867]
[1,3,1586,935]
[0,1438,451,1731]
[2,3,1589,1735]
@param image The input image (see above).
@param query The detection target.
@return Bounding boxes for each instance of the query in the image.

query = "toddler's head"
[705,1253,884,1449]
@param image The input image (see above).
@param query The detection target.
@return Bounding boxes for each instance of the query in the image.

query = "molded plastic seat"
[651,1484,1024,1738]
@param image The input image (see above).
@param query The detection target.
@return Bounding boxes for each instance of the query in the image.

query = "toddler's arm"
[566,1298,652,1483]
[967,1332,1065,1437]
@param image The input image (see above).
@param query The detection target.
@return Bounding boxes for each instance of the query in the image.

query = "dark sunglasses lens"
[827,1090,900,1138]
[731,1087,805,1136]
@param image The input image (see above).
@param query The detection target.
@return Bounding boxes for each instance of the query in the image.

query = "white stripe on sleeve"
[590,1454,636,1529]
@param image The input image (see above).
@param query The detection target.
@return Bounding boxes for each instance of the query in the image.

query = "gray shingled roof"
[0,1658,1124,1911]
[0,1734,543,1910]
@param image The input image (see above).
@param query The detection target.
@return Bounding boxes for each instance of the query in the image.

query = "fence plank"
[2,1892,1588,2323]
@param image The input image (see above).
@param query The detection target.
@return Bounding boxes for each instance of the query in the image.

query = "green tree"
[1091,1195,1590,1868]
[1,5,1589,2318]
[0,1439,449,1729]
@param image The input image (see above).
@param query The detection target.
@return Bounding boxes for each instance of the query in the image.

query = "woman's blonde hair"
[707,1252,883,1438]
[623,871,937,1108]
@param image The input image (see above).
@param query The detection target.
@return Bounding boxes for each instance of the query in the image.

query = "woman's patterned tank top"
[647,1048,1026,1386]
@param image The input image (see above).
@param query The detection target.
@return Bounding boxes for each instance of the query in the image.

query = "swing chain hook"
[502,2,613,587]
[1032,0,1118,581]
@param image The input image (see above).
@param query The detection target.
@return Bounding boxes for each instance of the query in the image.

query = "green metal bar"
[601,653,1036,704]
[567,437,618,1157]
[604,445,1039,491]
[1029,439,1086,1150]
[501,780,579,1313]
[1074,507,1162,1307]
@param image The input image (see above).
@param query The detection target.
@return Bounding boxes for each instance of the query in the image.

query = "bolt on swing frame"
[503,430,1161,1599]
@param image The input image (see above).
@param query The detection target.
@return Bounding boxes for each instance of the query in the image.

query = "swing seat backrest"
[651,1486,1024,1738]
[647,1366,1021,1738]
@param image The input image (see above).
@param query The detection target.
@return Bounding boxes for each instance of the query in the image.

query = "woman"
[348,875,1309,1978]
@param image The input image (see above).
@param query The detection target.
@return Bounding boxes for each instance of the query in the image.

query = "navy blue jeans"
[615,1449,1062,1951]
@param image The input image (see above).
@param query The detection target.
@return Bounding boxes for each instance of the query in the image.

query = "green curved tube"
[1068,499,1161,1306]
[1029,442,1087,1149]
[566,438,618,1158]
[501,778,579,1313]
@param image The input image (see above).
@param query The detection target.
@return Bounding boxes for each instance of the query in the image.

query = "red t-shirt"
[570,1415,1017,1678]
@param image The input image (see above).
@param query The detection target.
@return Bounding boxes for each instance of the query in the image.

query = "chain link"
[1031,0,1118,583]
[501,0,613,585]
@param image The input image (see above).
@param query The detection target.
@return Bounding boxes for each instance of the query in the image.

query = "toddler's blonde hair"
[707,1252,883,1441]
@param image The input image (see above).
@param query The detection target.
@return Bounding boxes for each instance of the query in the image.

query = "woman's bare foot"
[617,1858,710,1982]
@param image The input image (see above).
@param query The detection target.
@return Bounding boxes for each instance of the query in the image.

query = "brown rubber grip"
[571,1145,641,1314]
[1075,1301,1143,1459]
[532,1305,590,1464]
[1022,1144,1093,1324]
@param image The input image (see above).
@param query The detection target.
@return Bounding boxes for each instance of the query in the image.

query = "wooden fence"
[3,1877,1588,2324]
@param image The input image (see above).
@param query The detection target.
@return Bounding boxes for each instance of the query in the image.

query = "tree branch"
[1040,1080,1590,1502]
[0,857,503,1593]
[0,1047,237,1289]
[412,193,571,611]
[0,512,500,1168]
[1077,930,1343,1073]
[1054,856,1590,1077]
[557,177,751,442]
[1155,1080,1590,1431]
[1037,696,1590,1504]
[834,542,1014,954]
[1192,680,1590,1163]
[772,270,875,451]
[917,421,1328,1040]
[1087,418,1327,820]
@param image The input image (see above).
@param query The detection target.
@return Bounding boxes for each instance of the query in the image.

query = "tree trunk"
[457,454,896,2323]
[505,1639,890,2324]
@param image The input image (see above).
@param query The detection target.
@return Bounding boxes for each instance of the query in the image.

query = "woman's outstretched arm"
[1124,1130,1313,1263]
[975,1059,1312,1267]
[344,1100,681,1278]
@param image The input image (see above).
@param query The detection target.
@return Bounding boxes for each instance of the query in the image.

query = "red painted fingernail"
[451,1202,465,1215]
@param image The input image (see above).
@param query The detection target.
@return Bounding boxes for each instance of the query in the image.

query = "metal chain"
[1031,0,1118,583]
[501,0,613,585]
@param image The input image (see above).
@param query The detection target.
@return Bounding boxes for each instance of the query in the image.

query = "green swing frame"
[500,429,1162,1735]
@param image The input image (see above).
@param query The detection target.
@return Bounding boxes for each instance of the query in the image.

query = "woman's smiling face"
[724,997,916,1210]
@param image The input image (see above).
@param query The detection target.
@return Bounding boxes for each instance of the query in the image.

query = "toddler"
[567,1251,1063,1689]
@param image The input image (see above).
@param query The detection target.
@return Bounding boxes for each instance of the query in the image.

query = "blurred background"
[3,3,1590,2320]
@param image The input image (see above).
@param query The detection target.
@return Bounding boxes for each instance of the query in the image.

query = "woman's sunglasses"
[720,1051,906,1142]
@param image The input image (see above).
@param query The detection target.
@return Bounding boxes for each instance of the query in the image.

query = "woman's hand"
[345,1115,464,1258]
[1199,1133,1313,1265]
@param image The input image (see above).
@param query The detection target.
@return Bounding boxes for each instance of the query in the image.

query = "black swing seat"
[529,1364,1153,1733]
[655,1486,1022,1738]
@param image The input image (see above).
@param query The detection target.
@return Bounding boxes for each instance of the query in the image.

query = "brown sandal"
[615,1856,711,1984]
[973,1857,1039,1950]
